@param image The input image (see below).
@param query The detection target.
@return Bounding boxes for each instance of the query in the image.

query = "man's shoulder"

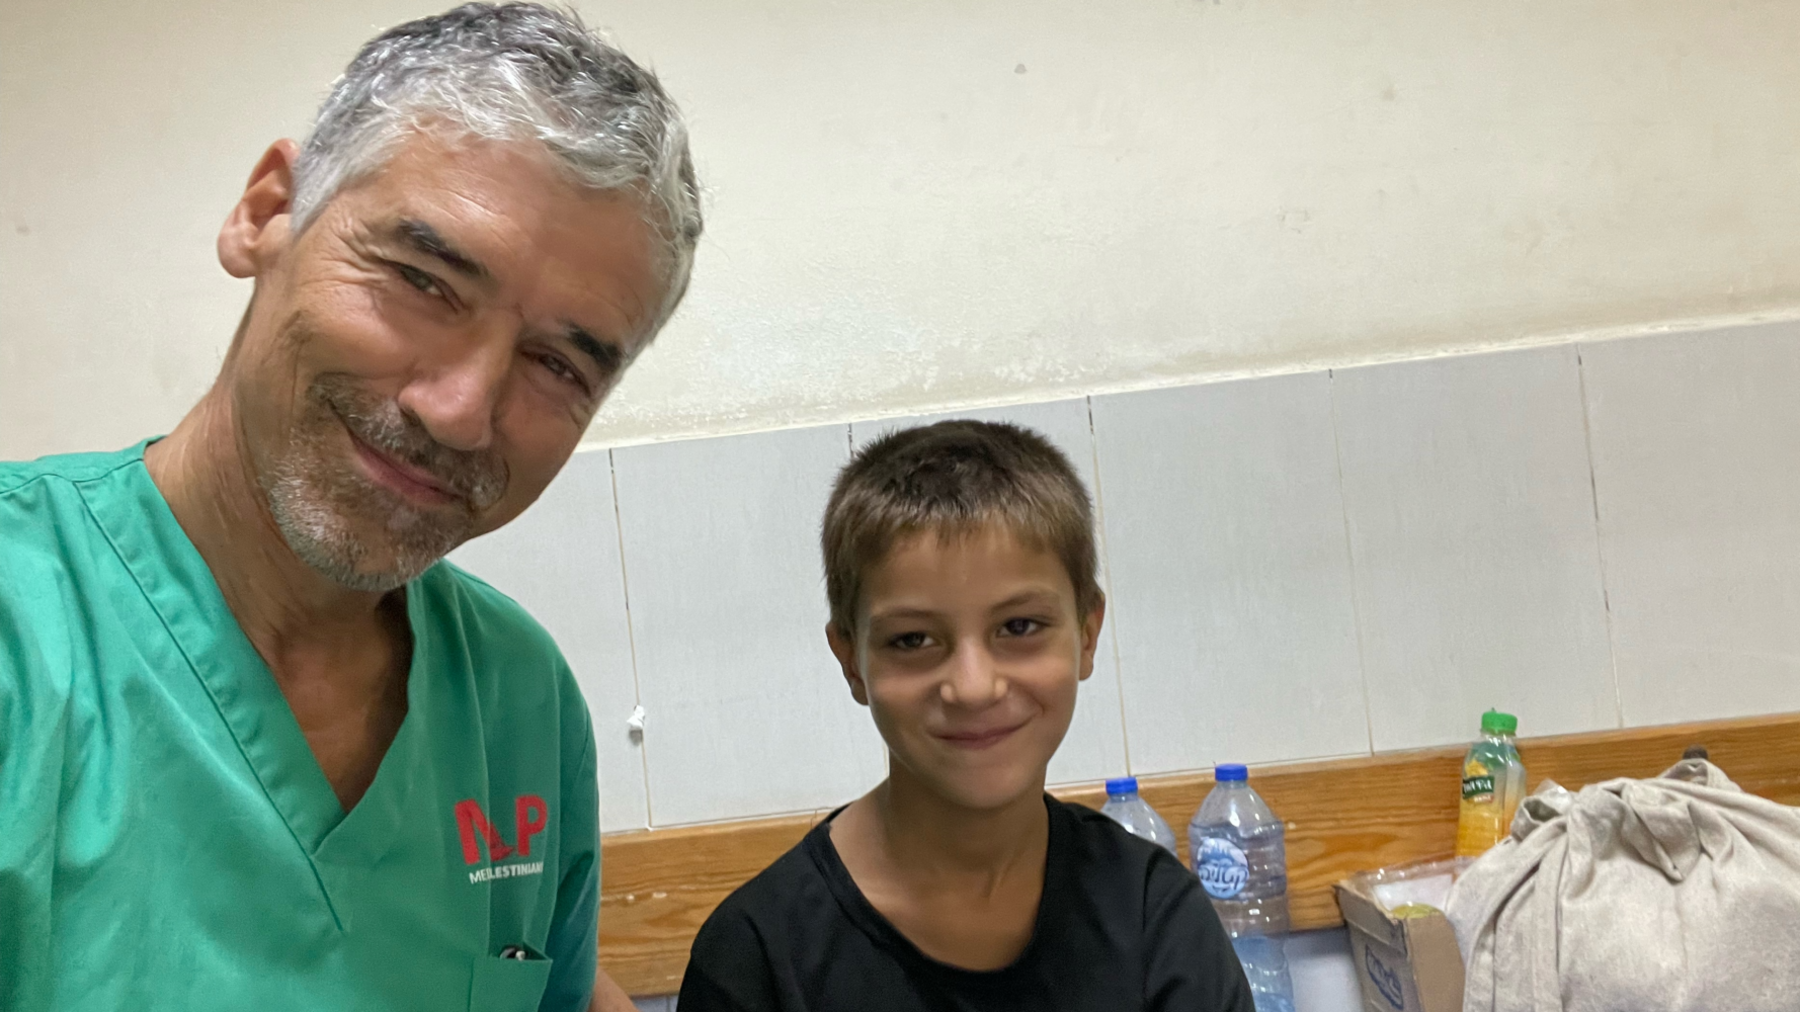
[413,561,590,733]
[0,448,147,735]
[0,446,147,617]
[0,443,146,498]
[423,559,565,661]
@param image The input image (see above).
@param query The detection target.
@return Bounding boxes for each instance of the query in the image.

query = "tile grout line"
[1574,347,1627,730]
[1084,395,1136,775]
[607,448,658,829]
[1327,369,1379,756]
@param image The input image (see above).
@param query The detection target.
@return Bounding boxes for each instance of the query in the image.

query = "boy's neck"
[855,765,1050,886]
[825,756,1052,971]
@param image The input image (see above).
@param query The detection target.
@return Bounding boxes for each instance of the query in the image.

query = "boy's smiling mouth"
[934,719,1030,750]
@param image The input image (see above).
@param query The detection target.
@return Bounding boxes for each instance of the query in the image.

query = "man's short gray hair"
[291,3,702,334]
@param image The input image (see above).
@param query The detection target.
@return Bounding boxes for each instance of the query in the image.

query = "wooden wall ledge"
[598,712,1800,995]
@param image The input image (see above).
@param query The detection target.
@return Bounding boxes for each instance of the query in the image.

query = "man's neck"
[144,388,396,678]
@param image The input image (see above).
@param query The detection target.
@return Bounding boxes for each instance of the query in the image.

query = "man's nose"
[397,321,514,452]
[940,639,1007,709]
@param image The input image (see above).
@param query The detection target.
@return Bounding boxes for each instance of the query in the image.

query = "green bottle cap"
[1481,709,1518,735]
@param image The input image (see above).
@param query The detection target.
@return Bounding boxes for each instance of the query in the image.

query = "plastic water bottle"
[1098,777,1178,856]
[1190,764,1295,1012]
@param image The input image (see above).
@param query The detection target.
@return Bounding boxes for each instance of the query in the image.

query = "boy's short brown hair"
[821,419,1104,635]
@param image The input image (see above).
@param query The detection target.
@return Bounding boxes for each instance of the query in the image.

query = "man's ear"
[1077,593,1106,682]
[218,139,300,279]
[825,621,870,707]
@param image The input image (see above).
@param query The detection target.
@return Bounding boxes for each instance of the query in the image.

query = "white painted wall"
[4,0,1800,460]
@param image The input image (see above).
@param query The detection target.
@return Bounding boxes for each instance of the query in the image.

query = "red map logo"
[455,795,549,883]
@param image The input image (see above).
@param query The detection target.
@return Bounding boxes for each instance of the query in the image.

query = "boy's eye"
[999,618,1043,637]
[888,631,931,651]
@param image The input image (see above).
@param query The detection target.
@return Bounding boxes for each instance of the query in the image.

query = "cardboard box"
[1334,877,1465,1012]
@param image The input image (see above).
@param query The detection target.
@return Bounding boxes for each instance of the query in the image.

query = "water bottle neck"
[1109,790,1140,803]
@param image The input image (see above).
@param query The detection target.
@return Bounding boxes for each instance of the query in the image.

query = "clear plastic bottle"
[1098,777,1178,856]
[1454,710,1526,858]
[1190,764,1294,1012]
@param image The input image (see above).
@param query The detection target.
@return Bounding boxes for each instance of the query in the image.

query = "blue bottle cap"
[1104,776,1139,796]
[1214,763,1248,782]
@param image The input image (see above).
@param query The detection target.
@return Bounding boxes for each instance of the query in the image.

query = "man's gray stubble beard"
[260,375,507,593]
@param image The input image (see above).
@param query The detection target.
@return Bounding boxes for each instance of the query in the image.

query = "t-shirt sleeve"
[677,899,783,1012]
[538,713,600,1012]
[1142,849,1256,1012]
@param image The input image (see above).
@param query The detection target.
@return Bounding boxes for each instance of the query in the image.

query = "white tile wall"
[1332,345,1617,751]
[850,398,1131,787]
[611,423,889,826]
[456,327,1795,1010]
[448,449,650,833]
[1581,322,1800,726]
[465,327,1800,1009]
[1091,374,1370,774]
[448,324,1796,839]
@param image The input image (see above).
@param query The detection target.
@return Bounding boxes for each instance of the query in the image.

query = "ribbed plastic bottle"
[1098,777,1178,856]
[1189,764,1294,1012]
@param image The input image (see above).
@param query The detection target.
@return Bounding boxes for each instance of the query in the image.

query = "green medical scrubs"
[0,443,600,1012]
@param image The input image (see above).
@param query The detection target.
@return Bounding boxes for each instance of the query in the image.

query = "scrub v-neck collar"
[85,440,426,879]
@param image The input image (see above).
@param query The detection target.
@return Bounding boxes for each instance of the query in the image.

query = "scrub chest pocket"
[470,952,553,1012]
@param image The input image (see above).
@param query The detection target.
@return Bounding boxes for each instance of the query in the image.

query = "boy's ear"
[1076,594,1106,682]
[825,621,870,706]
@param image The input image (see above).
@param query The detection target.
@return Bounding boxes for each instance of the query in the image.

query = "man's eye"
[535,353,589,391]
[888,632,930,651]
[1000,618,1043,637]
[395,263,447,299]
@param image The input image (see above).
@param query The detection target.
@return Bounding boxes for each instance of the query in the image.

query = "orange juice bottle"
[1455,710,1525,858]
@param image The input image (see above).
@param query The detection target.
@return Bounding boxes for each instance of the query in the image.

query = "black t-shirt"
[678,796,1254,1012]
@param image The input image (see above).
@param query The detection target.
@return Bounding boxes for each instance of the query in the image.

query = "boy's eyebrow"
[988,587,1066,613]
[866,605,943,623]
[866,587,1066,624]
[391,218,491,281]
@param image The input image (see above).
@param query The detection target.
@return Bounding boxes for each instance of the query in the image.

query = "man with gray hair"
[0,5,699,1010]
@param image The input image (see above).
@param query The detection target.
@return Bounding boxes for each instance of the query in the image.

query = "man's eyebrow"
[564,324,625,379]
[391,218,490,280]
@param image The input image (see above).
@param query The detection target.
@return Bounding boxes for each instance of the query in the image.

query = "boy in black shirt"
[680,421,1253,1012]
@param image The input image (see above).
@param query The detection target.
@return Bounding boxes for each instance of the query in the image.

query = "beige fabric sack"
[1444,758,1800,1012]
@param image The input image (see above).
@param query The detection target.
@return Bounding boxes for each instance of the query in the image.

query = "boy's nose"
[940,640,1007,708]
